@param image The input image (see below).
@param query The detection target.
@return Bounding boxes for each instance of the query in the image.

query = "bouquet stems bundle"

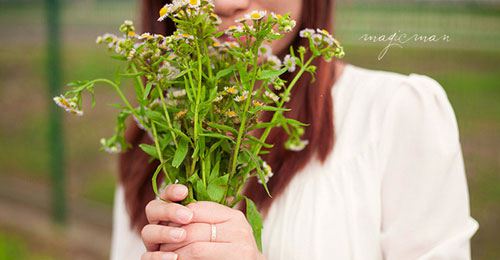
[53,0,344,250]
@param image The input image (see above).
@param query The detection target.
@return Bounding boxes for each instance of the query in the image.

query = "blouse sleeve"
[110,184,146,260]
[378,74,479,260]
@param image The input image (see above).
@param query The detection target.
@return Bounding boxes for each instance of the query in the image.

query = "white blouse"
[110,63,479,260]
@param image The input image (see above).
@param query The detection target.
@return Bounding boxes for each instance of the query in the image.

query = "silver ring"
[210,223,217,242]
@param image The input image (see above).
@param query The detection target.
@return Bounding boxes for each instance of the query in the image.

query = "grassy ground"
[0,230,55,260]
[0,1,499,259]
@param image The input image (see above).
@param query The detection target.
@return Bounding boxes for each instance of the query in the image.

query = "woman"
[111,0,479,259]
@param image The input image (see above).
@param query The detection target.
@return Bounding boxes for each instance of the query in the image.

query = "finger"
[160,184,188,202]
[187,201,243,224]
[141,251,178,260]
[160,222,246,252]
[141,224,187,251]
[146,200,194,225]
[175,242,255,260]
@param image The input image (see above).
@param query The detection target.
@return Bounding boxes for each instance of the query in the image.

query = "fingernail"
[162,252,178,260]
[176,208,193,222]
[169,228,185,240]
[159,185,168,196]
[173,185,187,197]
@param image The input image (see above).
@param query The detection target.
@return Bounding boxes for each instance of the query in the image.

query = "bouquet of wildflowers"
[53,0,344,250]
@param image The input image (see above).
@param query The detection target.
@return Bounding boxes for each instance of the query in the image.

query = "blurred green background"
[0,0,499,259]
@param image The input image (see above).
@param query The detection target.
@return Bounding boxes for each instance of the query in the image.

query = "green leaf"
[120,71,145,78]
[195,178,210,201]
[172,139,188,168]
[244,135,273,149]
[207,174,229,202]
[139,144,159,159]
[210,157,221,180]
[257,67,288,80]
[145,110,164,123]
[151,161,169,198]
[206,122,238,135]
[250,105,290,114]
[199,132,235,143]
[143,82,153,100]
[245,197,263,252]
[167,126,192,144]
[285,118,309,127]
[215,67,235,80]
[248,122,276,131]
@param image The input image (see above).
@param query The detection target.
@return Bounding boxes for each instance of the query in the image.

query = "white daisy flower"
[246,10,267,21]
[100,138,122,154]
[224,41,240,49]
[270,12,282,20]
[133,115,147,130]
[258,44,272,57]
[95,36,103,44]
[258,161,274,184]
[285,139,309,152]
[214,95,223,102]
[312,34,323,45]
[233,90,249,102]
[187,0,200,8]
[283,54,297,72]
[225,25,244,36]
[225,110,237,118]
[299,28,315,38]
[127,48,136,61]
[266,55,282,70]
[139,32,153,40]
[53,95,83,116]
[264,90,279,102]
[224,86,238,95]
[159,62,181,80]
[169,88,187,98]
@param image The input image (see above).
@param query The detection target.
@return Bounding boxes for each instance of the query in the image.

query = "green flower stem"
[89,79,134,111]
[130,63,178,148]
[130,63,145,93]
[193,40,205,186]
[252,55,316,155]
[225,44,262,202]
[151,122,173,184]
[156,87,178,147]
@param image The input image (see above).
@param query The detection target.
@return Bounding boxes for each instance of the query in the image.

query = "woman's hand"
[141,184,265,260]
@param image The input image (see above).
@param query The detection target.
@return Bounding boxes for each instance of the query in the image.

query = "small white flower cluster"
[300,29,339,46]
[53,95,83,116]
[258,44,272,57]
[258,161,274,184]
[264,90,279,103]
[168,88,187,98]
[283,54,297,72]
[234,90,249,102]
[173,31,195,43]
[158,0,214,22]
[158,62,181,81]
[266,55,282,70]
[100,138,122,154]
[224,86,239,95]
[225,25,244,36]
[299,28,345,60]
[119,20,135,36]
[133,114,148,131]
[285,139,309,152]
[270,12,296,33]
[236,10,267,23]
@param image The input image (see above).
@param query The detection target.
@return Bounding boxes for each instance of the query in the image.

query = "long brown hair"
[119,0,338,233]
